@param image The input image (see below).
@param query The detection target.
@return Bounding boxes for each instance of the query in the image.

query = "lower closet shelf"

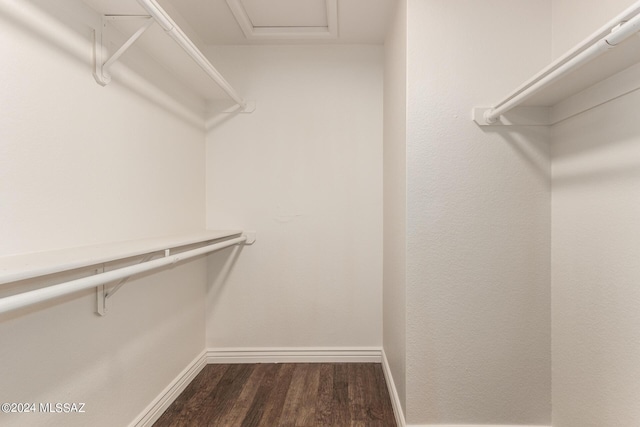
[0,230,252,315]
[0,230,243,285]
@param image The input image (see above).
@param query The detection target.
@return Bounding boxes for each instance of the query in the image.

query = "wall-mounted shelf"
[0,230,256,316]
[474,1,640,126]
[0,230,241,285]
[84,0,255,116]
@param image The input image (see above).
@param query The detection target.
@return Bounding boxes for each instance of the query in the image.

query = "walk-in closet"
[1,0,639,426]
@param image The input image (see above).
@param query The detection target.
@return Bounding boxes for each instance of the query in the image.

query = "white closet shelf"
[473,1,640,126]
[84,0,255,113]
[0,230,244,286]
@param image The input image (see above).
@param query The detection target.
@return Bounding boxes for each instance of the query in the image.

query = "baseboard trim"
[129,347,549,427]
[130,350,207,427]
[408,425,551,427]
[381,348,406,427]
[206,347,382,364]
[131,347,398,426]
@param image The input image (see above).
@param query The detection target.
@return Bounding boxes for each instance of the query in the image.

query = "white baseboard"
[381,348,406,427]
[379,351,549,427]
[130,347,547,427]
[206,347,382,364]
[132,347,419,427]
[408,425,551,427]
[130,350,207,427]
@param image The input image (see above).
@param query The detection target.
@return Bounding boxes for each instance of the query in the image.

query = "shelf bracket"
[96,253,155,316]
[95,265,106,316]
[94,15,154,86]
[94,233,255,316]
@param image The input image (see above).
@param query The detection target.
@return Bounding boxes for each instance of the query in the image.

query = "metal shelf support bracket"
[93,15,154,86]
[96,253,155,316]
[94,233,255,316]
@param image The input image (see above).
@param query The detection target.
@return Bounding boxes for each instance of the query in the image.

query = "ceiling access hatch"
[226,0,338,40]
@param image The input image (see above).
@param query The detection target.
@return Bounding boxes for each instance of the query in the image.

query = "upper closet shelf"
[90,0,255,113]
[473,0,640,126]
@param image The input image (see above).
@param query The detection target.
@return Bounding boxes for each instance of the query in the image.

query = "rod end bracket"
[473,106,550,127]
[473,107,499,126]
[223,100,256,114]
[243,231,257,245]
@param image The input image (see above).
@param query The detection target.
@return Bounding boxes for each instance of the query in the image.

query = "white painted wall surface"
[552,89,640,427]
[383,0,408,417]
[405,0,551,424]
[551,3,640,425]
[204,45,383,350]
[0,1,207,425]
[0,0,206,256]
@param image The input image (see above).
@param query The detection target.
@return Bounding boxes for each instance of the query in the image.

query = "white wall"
[551,2,640,426]
[204,45,383,350]
[383,0,407,417]
[0,0,206,256]
[0,1,207,425]
[552,89,640,427]
[405,0,552,424]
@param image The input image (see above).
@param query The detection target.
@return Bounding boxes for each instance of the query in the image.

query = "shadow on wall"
[554,158,640,188]
[0,260,206,422]
[0,0,90,68]
[205,100,248,131]
[205,245,245,312]
[472,92,640,190]
[552,90,640,188]
[475,123,551,186]
[0,0,205,129]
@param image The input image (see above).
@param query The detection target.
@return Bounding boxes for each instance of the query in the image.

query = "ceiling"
[82,0,395,45]
[239,0,329,27]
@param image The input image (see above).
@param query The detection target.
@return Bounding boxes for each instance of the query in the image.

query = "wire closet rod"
[0,236,246,316]
[484,0,640,124]
[135,0,247,109]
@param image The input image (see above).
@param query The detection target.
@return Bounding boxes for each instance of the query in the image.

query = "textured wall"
[383,0,408,417]
[405,0,552,424]
[0,0,206,257]
[551,2,640,426]
[204,45,383,350]
[552,89,640,427]
[0,1,207,425]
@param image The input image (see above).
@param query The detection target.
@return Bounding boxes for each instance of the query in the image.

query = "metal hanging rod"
[479,0,640,125]
[94,0,254,111]
[0,235,249,316]
[136,0,249,110]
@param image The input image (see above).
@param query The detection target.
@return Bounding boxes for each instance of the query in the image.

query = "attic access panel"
[226,0,338,40]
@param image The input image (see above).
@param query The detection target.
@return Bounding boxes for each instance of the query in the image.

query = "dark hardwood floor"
[153,363,397,427]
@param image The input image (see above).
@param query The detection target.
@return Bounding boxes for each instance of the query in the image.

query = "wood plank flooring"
[153,363,397,427]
